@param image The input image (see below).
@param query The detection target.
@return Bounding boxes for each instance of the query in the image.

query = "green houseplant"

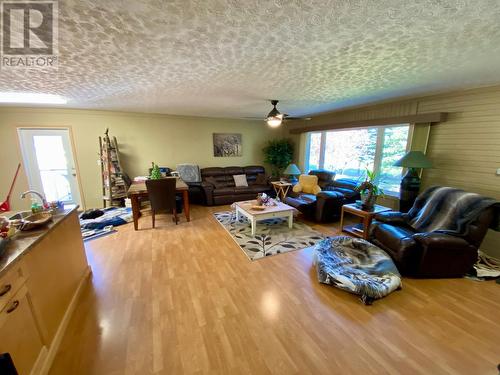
[357,168,384,209]
[262,139,294,177]
[150,162,162,179]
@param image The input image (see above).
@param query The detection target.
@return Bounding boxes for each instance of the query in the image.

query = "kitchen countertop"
[0,207,79,277]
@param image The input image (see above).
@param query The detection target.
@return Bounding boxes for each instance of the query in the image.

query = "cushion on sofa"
[205,176,224,189]
[254,173,267,185]
[309,170,336,190]
[293,175,321,195]
[237,185,270,194]
[213,187,236,196]
[233,174,248,187]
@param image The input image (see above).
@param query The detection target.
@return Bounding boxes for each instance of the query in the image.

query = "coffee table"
[234,200,295,236]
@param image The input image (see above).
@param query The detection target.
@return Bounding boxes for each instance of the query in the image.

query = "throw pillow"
[255,173,267,185]
[294,175,321,195]
[233,174,248,187]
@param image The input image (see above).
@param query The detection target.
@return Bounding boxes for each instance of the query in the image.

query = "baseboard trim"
[38,266,92,375]
[30,346,48,375]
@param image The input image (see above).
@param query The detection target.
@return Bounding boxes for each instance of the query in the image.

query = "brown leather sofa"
[285,170,360,222]
[370,207,496,278]
[201,166,272,205]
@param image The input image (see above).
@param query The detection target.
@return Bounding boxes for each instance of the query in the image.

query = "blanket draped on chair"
[408,186,499,235]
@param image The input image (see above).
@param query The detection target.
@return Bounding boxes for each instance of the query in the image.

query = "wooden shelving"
[99,129,128,207]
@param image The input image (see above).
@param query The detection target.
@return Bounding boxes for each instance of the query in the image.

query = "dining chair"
[145,178,179,227]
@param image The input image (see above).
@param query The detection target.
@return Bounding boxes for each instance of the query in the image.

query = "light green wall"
[0,107,283,210]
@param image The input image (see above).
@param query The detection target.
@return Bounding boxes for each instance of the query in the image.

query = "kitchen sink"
[19,212,53,231]
[8,211,32,221]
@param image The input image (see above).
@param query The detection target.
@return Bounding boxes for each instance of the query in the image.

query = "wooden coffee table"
[234,200,295,236]
[340,203,391,240]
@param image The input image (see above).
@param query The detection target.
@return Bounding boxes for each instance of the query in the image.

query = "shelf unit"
[99,129,128,207]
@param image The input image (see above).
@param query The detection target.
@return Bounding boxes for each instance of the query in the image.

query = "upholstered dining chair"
[145,178,179,227]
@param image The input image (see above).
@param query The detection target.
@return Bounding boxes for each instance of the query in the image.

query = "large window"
[305,125,410,195]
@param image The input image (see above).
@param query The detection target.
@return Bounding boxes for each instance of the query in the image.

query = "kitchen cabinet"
[0,286,45,375]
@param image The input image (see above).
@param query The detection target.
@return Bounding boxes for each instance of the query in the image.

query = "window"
[307,132,322,170]
[305,125,410,195]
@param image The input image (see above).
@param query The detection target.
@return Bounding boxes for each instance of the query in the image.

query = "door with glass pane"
[18,128,81,206]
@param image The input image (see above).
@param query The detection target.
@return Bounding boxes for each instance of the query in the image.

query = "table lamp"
[283,163,301,183]
[394,151,432,212]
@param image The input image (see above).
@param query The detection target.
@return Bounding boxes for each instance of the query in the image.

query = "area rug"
[214,210,324,261]
[80,207,132,241]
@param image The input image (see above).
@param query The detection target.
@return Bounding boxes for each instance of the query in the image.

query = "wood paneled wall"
[419,86,500,199]
[289,85,500,258]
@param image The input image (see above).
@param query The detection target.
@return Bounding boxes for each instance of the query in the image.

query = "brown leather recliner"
[285,170,360,222]
[370,206,496,278]
[200,166,272,205]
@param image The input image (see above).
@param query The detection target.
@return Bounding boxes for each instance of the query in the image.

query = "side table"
[271,181,293,201]
[340,203,391,240]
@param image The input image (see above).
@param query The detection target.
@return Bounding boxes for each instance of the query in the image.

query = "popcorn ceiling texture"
[1,0,500,118]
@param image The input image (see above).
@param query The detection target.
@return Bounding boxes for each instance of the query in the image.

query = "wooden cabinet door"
[23,210,89,344]
[0,286,44,375]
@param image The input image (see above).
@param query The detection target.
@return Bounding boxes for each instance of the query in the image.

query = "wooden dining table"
[127,178,190,230]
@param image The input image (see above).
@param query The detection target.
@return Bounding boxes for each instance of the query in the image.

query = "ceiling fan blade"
[283,116,312,121]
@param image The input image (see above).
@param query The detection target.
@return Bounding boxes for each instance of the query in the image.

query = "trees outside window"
[305,125,410,195]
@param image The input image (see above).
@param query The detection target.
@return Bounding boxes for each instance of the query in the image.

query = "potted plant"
[262,138,294,177]
[357,168,384,209]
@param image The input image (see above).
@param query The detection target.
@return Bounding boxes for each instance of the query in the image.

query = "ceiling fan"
[260,100,311,128]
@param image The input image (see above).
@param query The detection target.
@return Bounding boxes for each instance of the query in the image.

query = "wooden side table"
[271,181,293,201]
[340,203,391,240]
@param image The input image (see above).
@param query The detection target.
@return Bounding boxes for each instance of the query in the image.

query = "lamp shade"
[394,151,432,169]
[283,163,301,175]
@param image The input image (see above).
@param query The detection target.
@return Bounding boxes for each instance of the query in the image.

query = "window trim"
[305,124,412,197]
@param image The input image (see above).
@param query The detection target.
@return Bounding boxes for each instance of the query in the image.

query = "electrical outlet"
[496,168,500,176]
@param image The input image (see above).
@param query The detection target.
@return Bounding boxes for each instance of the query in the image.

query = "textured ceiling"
[1,0,500,118]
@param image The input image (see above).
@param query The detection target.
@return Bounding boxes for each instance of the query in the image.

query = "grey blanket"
[408,186,499,235]
[314,236,402,304]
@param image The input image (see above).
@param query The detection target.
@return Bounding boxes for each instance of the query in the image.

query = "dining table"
[127,178,190,230]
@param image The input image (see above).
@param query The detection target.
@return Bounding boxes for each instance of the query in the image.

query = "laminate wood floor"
[49,205,500,375]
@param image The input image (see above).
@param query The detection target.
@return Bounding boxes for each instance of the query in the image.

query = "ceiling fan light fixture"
[266,116,282,127]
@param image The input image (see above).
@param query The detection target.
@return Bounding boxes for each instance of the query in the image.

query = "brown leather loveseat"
[201,166,272,205]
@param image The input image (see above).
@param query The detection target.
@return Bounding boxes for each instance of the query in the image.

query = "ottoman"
[313,236,402,305]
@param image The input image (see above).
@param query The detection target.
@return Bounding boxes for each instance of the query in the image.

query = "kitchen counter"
[0,206,78,277]
[0,207,79,278]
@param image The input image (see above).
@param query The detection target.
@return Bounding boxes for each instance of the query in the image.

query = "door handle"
[6,300,19,314]
[0,284,11,297]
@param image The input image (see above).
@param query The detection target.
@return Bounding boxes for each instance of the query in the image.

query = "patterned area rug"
[214,210,324,261]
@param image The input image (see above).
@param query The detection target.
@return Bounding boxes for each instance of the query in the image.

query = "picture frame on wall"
[213,133,242,157]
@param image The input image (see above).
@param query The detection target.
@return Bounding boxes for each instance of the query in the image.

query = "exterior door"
[18,128,81,207]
